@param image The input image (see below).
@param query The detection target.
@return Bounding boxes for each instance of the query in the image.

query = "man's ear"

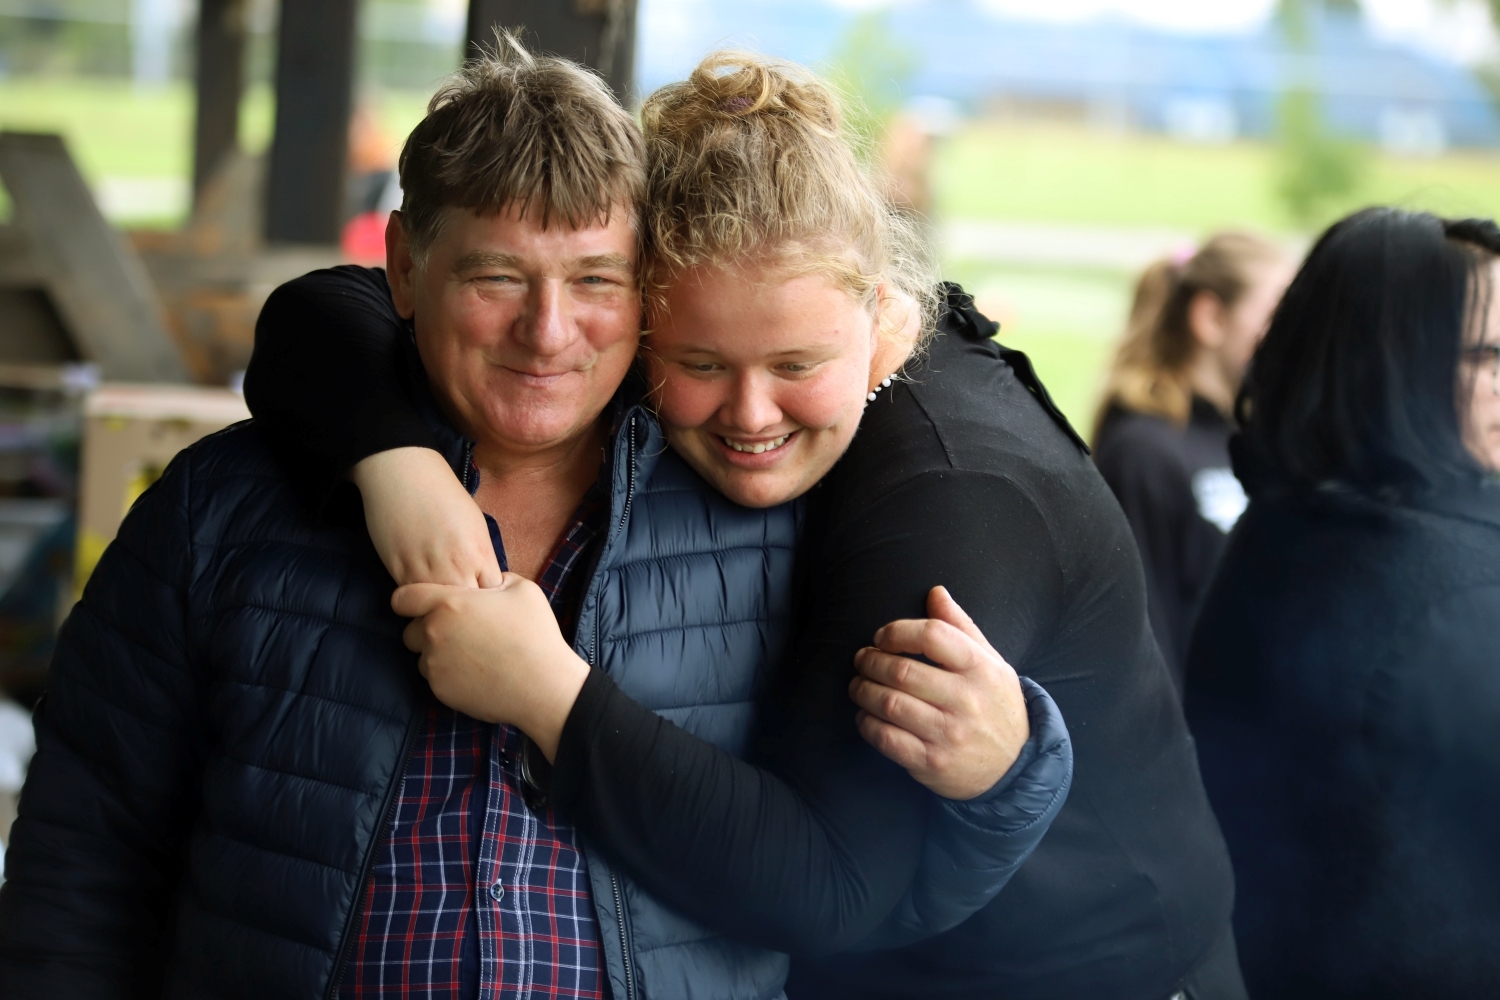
[386,211,418,320]
[1187,289,1226,350]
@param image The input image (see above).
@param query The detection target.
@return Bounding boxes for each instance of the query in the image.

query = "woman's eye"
[685,362,720,373]
[781,363,815,374]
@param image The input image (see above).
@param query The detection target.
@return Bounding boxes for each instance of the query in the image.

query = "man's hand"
[849,586,1030,800]
[351,447,503,588]
[393,576,590,761]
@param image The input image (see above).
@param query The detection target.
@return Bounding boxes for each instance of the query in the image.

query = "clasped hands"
[358,448,1030,796]
[392,576,1029,797]
[394,576,588,763]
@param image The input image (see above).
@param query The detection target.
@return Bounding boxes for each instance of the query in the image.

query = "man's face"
[387,203,641,459]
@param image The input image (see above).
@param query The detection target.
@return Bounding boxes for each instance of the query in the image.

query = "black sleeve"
[242,265,442,501]
[551,470,1071,955]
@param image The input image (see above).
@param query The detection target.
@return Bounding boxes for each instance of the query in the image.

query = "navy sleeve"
[0,453,202,997]
[242,265,442,502]
[551,470,1073,955]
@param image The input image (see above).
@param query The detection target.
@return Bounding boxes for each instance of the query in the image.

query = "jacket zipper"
[598,415,639,1000]
[324,708,425,1000]
[591,415,638,666]
[611,871,637,1000]
[616,416,638,532]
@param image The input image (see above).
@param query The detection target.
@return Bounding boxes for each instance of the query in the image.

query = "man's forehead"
[436,202,637,267]
[451,248,633,273]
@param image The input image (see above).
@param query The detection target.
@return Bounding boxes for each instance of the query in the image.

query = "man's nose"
[721,372,783,432]
[515,279,575,356]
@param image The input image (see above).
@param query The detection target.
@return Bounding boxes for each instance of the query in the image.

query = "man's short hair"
[397,32,645,265]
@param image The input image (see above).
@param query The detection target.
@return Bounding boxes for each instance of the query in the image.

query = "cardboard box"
[75,384,249,594]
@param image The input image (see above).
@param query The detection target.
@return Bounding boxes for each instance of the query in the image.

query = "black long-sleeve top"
[245,269,1235,1000]
[1094,398,1242,690]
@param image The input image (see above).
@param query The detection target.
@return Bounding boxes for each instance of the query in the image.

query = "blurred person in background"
[1092,233,1293,687]
[1186,208,1500,999]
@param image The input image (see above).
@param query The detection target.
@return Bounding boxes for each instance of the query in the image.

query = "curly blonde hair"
[639,51,938,345]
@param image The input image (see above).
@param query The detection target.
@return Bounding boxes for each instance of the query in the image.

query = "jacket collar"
[1412,477,1500,532]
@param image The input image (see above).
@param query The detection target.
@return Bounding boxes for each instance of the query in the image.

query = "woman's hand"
[392,576,590,761]
[850,587,1030,800]
[351,447,503,588]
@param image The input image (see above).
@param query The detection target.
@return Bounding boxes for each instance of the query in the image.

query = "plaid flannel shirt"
[339,484,608,999]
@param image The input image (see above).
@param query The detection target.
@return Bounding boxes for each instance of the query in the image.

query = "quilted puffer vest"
[571,408,799,1000]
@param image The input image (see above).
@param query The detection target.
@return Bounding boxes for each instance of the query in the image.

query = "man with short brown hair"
[0,39,656,998]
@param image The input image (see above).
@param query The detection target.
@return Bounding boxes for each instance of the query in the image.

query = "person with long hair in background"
[1092,234,1293,686]
[1186,208,1500,999]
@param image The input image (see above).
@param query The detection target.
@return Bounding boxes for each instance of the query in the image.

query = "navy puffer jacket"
[0,400,803,999]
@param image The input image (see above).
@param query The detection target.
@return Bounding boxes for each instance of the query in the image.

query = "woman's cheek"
[780,370,865,431]
[655,371,725,431]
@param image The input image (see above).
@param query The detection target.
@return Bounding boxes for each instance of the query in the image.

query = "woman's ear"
[1188,289,1227,350]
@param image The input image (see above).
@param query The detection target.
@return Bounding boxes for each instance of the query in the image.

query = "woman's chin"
[720,474,806,508]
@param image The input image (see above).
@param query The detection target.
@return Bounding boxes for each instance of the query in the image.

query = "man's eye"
[781,363,815,374]
[580,276,605,285]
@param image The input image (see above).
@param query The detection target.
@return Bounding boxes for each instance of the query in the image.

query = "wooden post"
[466,0,638,102]
[264,0,359,245]
[192,0,247,203]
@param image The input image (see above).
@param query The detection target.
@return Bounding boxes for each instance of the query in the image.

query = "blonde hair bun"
[641,50,936,344]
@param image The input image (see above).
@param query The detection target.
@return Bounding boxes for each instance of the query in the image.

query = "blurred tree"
[1444,0,1500,107]
[825,9,919,155]
[1273,0,1367,226]
[1275,88,1365,224]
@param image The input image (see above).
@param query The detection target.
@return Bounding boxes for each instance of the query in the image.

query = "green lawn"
[935,121,1500,233]
[933,123,1500,428]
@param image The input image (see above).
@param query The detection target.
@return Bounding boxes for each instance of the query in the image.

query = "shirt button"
[489,881,504,901]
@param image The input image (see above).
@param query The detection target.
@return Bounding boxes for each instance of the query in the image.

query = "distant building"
[639,0,1500,151]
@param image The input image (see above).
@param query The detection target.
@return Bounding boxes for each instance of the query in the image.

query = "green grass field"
[932,124,1500,427]
[935,121,1500,232]
[5,80,1500,426]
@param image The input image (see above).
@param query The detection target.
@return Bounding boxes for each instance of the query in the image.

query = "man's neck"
[471,419,608,580]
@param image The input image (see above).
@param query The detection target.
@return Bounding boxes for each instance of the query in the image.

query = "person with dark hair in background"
[1092,234,1292,687]
[1185,208,1500,999]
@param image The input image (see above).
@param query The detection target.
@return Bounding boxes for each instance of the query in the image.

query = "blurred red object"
[342,211,388,264]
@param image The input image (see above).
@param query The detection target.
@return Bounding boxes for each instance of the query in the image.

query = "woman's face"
[1195,260,1295,386]
[645,262,881,508]
[1462,262,1500,472]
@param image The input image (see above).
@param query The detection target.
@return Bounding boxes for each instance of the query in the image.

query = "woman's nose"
[721,373,783,432]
